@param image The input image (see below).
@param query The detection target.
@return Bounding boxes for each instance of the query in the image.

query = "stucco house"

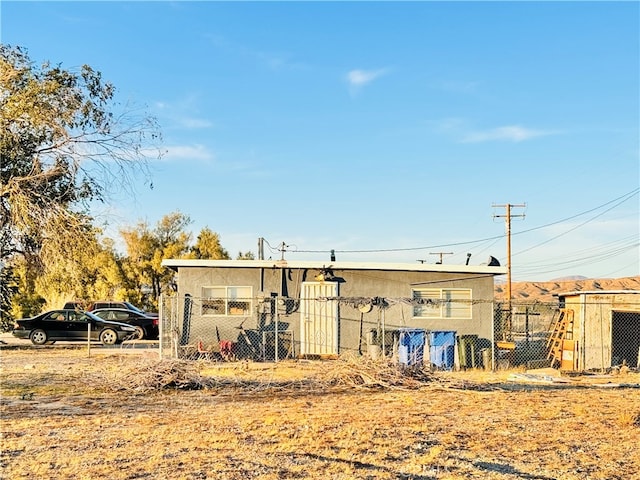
[160,259,506,364]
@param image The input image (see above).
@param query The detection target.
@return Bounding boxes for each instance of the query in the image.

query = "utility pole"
[492,203,525,340]
[430,252,454,264]
[257,237,264,260]
[278,242,288,261]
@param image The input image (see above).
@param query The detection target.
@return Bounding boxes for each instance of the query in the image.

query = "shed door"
[300,282,338,355]
[612,311,640,368]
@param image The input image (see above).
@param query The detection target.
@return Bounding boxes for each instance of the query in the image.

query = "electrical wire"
[517,240,638,272]
[286,188,638,256]
[513,235,639,278]
[512,191,638,257]
[257,188,637,279]
[511,188,638,238]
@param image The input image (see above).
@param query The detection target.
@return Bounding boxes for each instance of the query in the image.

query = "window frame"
[412,288,472,319]
[201,286,253,317]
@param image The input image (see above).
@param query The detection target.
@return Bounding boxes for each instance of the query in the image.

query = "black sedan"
[91,308,159,340]
[12,310,140,346]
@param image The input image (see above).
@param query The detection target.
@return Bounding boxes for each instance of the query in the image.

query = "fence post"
[490,301,495,371]
[382,308,386,357]
[87,321,91,357]
[172,294,179,359]
[275,295,280,363]
[158,293,164,359]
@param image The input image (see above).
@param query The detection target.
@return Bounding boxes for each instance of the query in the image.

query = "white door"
[300,282,339,355]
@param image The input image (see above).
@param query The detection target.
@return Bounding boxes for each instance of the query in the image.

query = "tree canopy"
[1,45,160,260]
[0,45,161,323]
[0,46,250,325]
[120,212,194,308]
[190,227,230,260]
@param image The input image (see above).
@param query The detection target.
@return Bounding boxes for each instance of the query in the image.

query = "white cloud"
[462,125,556,143]
[432,118,561,144]
[163,144,215,162]
[346,68,389,88]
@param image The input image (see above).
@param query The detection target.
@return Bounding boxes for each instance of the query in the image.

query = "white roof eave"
[161,258,507,275]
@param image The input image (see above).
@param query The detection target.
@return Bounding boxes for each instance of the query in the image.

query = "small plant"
[616,411,640,428]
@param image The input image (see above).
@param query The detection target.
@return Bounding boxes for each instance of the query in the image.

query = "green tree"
[119,215,235,309]
[0,45,161,320]
[236,251,255,260]
[35,229,126,308]
[120,212,192,309]
[4,226,126,323]
[9,257,47,321]
[190,227,230,260]
[1,263,38,330]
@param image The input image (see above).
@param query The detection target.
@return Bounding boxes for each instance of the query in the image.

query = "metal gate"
[300,282,338,355]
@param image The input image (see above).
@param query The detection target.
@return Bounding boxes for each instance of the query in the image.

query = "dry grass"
[1,348,640,479]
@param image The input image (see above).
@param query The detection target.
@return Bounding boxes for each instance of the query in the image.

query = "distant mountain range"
[549,275,589,281]
[494,275,640,303]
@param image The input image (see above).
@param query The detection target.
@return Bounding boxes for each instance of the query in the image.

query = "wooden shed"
[556,290,640,370]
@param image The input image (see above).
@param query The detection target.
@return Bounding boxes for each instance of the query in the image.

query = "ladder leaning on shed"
[547,309,575,369]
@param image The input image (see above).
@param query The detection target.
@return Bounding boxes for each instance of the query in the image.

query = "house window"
[412,288,472,319]
[202,286,252,316]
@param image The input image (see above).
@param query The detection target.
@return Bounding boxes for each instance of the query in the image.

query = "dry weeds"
[1,348,640,480]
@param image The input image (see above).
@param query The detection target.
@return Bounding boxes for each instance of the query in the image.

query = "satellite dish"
[358,303,373,314]
[488,256,500,266]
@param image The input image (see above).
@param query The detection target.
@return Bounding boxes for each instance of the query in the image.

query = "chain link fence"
[159,294,297,362]
[158,294,640,372]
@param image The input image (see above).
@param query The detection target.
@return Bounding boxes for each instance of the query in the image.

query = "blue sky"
[3,1,639,281]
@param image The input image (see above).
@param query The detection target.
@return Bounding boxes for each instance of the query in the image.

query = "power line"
[289,188,638,255]
[511,188,638,238]
[517,237,638,269]
[513,235,639,277]
[512,189,639,256]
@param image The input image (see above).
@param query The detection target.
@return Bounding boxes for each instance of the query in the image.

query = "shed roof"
[161,259,507,275]
[557,290,640,297]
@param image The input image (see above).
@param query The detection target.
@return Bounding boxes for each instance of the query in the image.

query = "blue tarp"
[398,328,426,367]
[429,331,456,370]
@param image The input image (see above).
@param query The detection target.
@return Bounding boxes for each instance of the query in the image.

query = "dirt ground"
[1,347,639,480]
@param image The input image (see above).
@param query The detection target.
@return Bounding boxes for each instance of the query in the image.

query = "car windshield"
[83,311,103,322]
[123,302,145,314]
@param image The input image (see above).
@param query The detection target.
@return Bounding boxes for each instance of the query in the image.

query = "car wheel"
[99,328,118,346]
[134,326,145,339]
[30,329,48,346]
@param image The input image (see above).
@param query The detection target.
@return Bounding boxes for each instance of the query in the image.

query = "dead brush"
[89,357,320,395]
[315,357,506,392]
[89,358,215,392]
[89,356,442,394]
[311,356,434,390]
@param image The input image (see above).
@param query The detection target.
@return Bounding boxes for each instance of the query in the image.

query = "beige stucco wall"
[170,265,496,355]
